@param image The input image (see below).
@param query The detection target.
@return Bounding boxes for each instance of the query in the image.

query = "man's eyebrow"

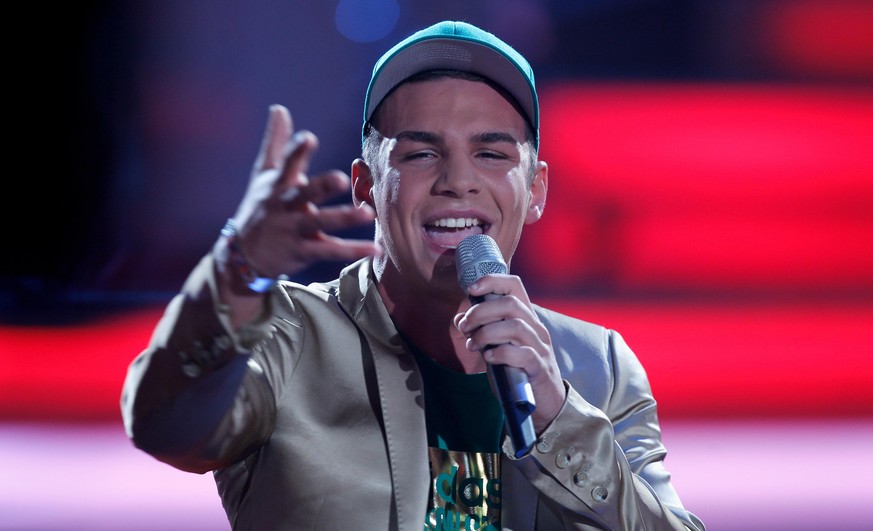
[395,130,442,144]
[394,130,519,145]
[472,131,518,144]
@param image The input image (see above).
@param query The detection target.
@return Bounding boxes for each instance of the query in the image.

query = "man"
[121,20,705,530]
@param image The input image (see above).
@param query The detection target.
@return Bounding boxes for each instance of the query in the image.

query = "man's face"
[357,77,547,296]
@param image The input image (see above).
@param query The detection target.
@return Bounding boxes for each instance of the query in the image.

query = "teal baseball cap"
[363,20,539,148]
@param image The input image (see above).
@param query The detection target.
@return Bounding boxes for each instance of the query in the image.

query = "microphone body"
[456,234,536,458]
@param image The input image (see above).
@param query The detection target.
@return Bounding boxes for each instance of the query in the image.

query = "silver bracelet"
[220,219,288,293]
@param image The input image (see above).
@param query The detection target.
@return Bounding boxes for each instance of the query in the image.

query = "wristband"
[220,219,288,293]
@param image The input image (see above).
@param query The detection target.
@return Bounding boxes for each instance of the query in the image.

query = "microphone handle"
[472,293,537,457]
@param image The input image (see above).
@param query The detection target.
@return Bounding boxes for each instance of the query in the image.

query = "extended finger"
[303,170,355,204]
[306,203,376,234]
[254,104,293,172]
[291,234,379,263]
[276,130,319,199]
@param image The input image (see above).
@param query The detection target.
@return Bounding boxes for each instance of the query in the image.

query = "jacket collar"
[337,258,432,530]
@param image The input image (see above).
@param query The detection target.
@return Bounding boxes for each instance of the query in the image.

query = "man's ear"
[352,158,375,209]
[525,160,548,225]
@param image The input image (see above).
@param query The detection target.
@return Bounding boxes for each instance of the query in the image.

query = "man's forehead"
[379,77,528,125]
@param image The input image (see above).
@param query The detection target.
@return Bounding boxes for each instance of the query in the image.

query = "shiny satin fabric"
[121,255,704,530]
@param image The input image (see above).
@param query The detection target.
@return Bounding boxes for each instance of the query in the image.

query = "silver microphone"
[456,234,536,457]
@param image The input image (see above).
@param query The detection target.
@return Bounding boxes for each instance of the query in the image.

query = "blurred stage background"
[3,1,872,529]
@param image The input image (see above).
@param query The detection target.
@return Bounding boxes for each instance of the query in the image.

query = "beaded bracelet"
[220,219,288,293]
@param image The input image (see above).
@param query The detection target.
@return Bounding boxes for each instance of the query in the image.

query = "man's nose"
[434,155,481,196]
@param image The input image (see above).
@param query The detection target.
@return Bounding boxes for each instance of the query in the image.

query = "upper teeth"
[431,218,482,228]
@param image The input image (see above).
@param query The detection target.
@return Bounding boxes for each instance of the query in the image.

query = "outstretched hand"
[228,104,377,277]
[214,105,377,323]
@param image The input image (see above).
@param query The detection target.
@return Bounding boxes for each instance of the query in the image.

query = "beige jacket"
[121,256,704,531]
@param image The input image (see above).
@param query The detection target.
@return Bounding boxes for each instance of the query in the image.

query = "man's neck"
[376,275,485,374]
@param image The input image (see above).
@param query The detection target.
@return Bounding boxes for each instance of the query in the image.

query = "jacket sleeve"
[119,254,279,474]
[505,318,705,530]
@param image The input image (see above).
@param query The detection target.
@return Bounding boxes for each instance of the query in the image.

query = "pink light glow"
[2,420,871,530]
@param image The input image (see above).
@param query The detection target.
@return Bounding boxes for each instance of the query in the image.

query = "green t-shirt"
[410,345,504,530]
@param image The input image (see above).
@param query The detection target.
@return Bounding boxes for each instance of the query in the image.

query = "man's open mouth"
[425,218,486,249]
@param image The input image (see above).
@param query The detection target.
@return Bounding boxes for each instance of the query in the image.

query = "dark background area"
[9,0,870,323]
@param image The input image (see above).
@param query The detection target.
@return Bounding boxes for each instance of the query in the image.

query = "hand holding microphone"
[456,234,537,457]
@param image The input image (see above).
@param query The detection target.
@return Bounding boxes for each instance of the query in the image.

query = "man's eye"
[403,151,435,160]
[478,151,507,159]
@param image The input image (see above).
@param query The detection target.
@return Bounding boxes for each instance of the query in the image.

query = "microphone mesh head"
[456,234,507,292]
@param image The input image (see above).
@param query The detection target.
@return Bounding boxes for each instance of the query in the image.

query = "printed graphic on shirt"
[424,447,501,531]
